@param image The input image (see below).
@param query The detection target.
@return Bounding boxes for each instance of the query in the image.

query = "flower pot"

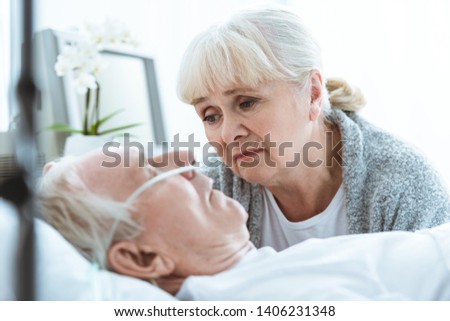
[63,135,113,157]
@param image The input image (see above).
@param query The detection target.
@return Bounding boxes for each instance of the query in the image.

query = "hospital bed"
[3,196,450,301]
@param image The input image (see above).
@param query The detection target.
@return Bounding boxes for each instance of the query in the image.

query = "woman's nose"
[220,114,249,145]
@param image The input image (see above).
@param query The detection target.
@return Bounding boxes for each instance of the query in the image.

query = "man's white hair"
[38,156,142,269]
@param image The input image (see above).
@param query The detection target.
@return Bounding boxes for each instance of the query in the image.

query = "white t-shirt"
[260,184,348,250]
[176,223,450,300]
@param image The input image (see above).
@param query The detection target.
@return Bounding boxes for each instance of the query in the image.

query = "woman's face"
[193,79,322,185]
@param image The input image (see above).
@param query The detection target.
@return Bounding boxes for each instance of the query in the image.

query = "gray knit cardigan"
[201,109,450,247]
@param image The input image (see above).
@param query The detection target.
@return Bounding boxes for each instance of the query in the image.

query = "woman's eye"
[239,99,256,109]
[203,114,219,124]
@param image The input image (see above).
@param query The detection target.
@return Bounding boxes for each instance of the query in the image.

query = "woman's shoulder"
[337,111,450,229]
[339,111,436,178]
[341,110,449,203]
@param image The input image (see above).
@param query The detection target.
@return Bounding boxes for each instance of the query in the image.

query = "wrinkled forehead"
[76,147,146,197]
[80,146,144,169]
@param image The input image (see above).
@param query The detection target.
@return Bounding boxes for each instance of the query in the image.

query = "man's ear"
[108,241,175,280]
[42,161,56,175]
[308,70,324,121]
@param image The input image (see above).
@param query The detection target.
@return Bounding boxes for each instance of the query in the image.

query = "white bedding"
[2,198,449,301]
[177,223,450,300]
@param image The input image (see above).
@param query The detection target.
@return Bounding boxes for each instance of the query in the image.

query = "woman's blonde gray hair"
[177,6,365,113]
[37,157,142,270]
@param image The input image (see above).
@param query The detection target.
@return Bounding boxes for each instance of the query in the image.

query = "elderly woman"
[177,7,450,249]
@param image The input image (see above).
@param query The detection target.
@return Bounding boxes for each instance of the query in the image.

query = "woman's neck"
[267,125,343,222]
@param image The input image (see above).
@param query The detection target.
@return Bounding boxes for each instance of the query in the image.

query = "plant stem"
[95,82,100,135]
[83,88,91,135]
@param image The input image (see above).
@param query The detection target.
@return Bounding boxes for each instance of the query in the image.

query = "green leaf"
[88,109,127,135]
[96,109,125,129]
[89,123,97,136]
[46,124,84,134]
[98,123,142,136]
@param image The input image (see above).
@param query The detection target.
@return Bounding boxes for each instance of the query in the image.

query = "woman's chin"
[233,162,273,184]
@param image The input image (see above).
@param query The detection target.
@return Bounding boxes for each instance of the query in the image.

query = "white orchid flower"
[82,22,104,45]
[77,41,99,58]
[90,18,138,47]
[54,45,79,76]
[89,56,108,76]
[52,19,140,135]
[74,73,97,95]
[60,45,78,61]
[54,56,70,76]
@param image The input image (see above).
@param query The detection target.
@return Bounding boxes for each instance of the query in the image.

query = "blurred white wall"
[3,0,448,186]
[287,0,450,188]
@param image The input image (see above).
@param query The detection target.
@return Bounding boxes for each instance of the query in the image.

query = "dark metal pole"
[13,0,38,301]
[0,0,39,300]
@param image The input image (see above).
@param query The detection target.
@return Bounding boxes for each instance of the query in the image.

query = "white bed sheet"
[177,224,450,300]
[3,198,449,301]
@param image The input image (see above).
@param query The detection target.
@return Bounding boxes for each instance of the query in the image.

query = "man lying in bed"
[38,147,450,300]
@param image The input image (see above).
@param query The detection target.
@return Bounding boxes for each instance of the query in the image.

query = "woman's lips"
[233,148,265,163]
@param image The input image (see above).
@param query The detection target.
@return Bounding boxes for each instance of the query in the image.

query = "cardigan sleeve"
[372,151,450,231]
[342,111,450,233]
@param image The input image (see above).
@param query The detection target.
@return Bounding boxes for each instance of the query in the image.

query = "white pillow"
[0,199,176,300]
[0,200,17,300]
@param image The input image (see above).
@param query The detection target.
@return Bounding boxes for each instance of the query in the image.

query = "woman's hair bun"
[325,77,366,112]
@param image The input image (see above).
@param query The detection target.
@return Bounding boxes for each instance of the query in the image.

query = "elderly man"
[39,147,450,300]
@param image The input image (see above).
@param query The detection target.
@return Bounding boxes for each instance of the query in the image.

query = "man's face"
[77,147,250,276]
